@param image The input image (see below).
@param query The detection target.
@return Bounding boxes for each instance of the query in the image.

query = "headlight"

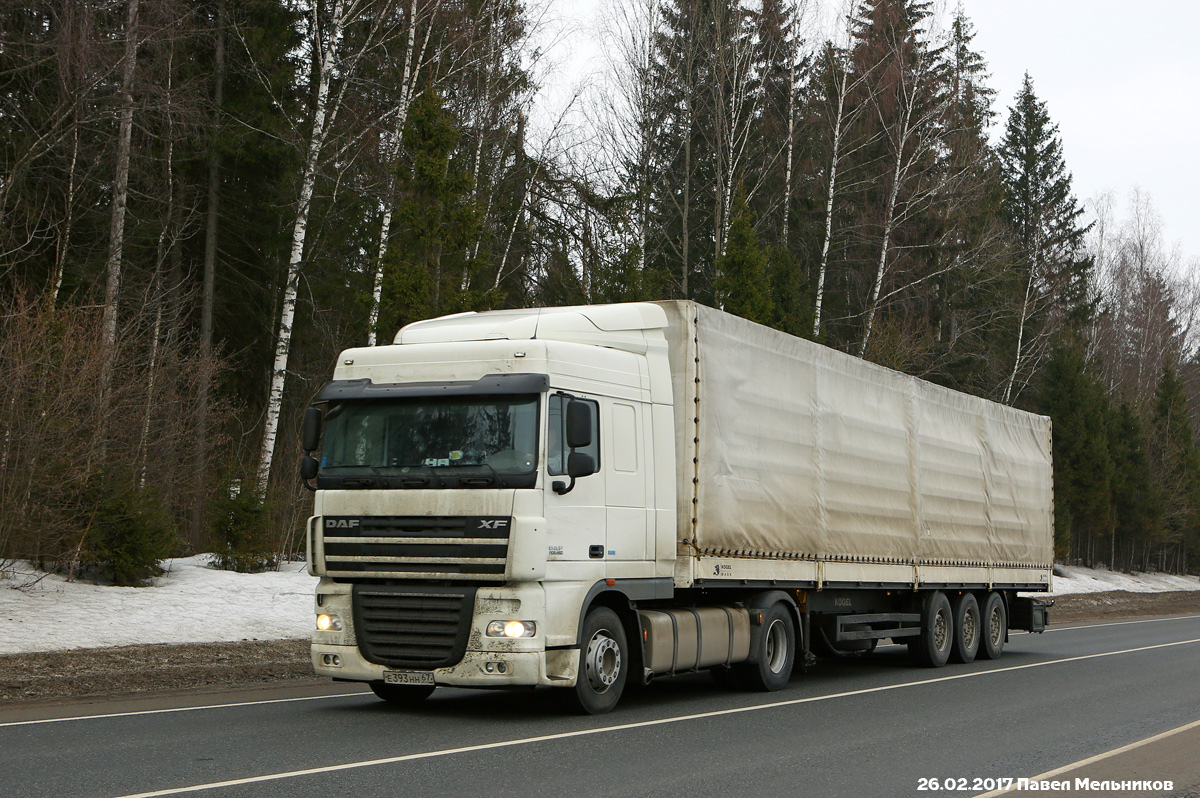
[486,620,536,638]
[316,613,342,632]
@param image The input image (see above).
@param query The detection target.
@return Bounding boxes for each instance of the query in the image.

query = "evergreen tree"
[1107,402,1162,570]
[998,73,1093,402]
[379,87,482,335]
[1038,342,1112,562]
[1149,366,1200,572]
[926,8,1011,395]
[715,189,773,324]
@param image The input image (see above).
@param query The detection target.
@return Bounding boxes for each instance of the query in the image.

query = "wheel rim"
[764,618,788,674]
[989,606,1003,648]
[962,607,978,650]
[585,628,621,693]
[933,608,949,651]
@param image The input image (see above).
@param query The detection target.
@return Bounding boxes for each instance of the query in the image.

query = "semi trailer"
[302,301,1052,714]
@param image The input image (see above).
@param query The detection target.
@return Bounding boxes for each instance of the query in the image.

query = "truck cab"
[307,304,677,711]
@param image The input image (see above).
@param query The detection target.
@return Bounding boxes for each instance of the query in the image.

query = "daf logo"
[325,519,360,529]
[478,519,509,529]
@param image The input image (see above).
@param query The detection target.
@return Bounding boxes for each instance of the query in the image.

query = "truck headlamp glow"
[316,613,342,632]
[486,620,536,638]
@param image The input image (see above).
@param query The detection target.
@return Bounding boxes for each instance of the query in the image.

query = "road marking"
[871,614,1200,650]
[0,692,370,729]
[10,614,1199,729]
[1044,613,1200,633]
[974,716,1200,797]
[110,636,1200,798]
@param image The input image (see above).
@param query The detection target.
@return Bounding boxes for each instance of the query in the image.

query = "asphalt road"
[5,614,1200,798]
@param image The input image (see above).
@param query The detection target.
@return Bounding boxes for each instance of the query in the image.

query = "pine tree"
[1149,366,1200,572]
[715,189,773,324]
[378,87,481,334]
[1107,402,1162,570]
[998,73,1093,402]
[1038,342,1112,562]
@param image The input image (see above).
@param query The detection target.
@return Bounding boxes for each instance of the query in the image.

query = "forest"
[1,0,1197,584]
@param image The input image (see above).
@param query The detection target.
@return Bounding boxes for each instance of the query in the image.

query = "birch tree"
[99,0,141,411]
[257,0,404,496]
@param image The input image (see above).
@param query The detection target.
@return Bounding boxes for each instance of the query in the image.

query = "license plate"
[383,669,434,686]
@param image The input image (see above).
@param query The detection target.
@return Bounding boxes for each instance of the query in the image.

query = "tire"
[733,602,796,691]
[369,681,436,705]
[978,592,1007,660]
[565,606,628,715]
[908,591,953,668]
[949,593,981,664]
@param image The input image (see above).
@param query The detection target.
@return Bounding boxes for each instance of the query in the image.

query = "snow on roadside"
[0,556,318,655]
[1,557,1196,655]
[1045,565,1200,597]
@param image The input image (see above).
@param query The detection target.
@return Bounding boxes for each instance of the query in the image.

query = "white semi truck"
[302,301,1052,713]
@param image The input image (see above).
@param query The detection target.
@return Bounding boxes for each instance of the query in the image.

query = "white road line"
[1044,613,1200,633]
[10,613,1198,729]
[110,636,1200,798]
[974,717,1200,797]
[0,692,370,729]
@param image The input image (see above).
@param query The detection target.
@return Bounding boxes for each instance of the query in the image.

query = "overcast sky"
[960,0,1200,265]
[537,0,1199,265]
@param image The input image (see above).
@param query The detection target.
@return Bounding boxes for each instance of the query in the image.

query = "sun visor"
[315,372,549,401]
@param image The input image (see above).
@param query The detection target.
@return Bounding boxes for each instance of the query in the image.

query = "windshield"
[319,395,539,489]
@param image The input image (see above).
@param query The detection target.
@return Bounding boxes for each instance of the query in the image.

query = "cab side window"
[548,394,600,476]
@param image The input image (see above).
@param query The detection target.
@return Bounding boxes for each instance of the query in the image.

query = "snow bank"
[0,556,318,655]
[1046,565,1200,597]
[1,557,1196,656]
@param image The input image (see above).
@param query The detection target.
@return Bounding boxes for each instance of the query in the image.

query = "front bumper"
[310,578,578,688]
[312,643,578,688]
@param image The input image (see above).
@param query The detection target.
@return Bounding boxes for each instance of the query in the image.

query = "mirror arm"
[552,476,576,495]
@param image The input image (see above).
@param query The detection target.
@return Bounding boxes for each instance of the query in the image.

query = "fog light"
[320,654,343,667]
[316,613,342,632]
[484,661,509,674]
[485,620,535,638]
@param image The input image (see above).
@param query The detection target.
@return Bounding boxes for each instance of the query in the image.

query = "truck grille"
[352,584,477,669]
[321,516,509,582]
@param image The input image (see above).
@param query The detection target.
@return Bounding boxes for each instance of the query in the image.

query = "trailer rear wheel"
[949,593,980,664]
[565,606,628,715]
[978,592,1006,660]
[908,591,953,667]
[369,682,435,705]
[734,602,795,691]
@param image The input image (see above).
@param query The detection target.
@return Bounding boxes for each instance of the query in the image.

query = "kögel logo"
[478,519,509,529]
[325,519,360,529]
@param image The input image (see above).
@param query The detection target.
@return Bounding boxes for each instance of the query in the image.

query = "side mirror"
[565,400,593,449]
[554,452,597,495]
[300,454,319,492]
[566,451,595,475]
[567,451,596,478]
[300,455,319,480]
[302,406,323,452]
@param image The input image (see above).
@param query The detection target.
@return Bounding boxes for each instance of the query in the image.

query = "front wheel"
[733,602,796,691]
[370,681,436,706]
[565,606,628,715]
